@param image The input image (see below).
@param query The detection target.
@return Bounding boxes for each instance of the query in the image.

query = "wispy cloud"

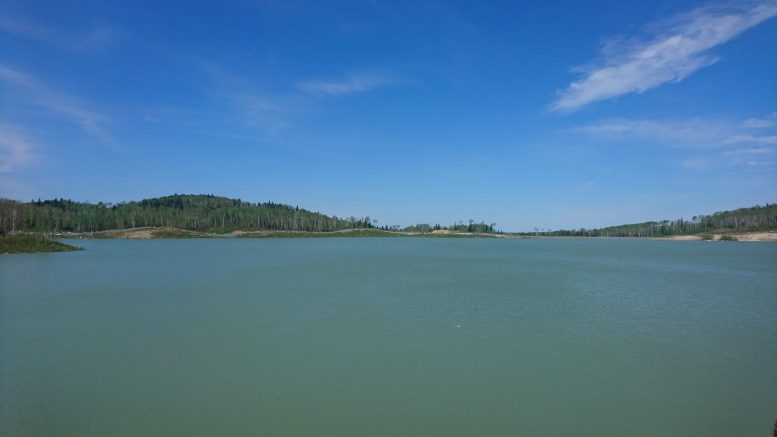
[0,123,39,173]
[725,134,777,145]
[722,147,774,156]
[0,64,117,147]
[181,56,404,139]
[549,1,777,112]
[679,159,713,170]
[297,71,399,96]
[199,60,302,137]
[576,113,777,169]
[0,123,43,200]
[577,116,777,148]
[0,16,119,53]
[575,118,729,147]
[225,92,298,136]
[742,112,777,129]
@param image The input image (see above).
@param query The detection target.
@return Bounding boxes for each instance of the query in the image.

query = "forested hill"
[0,194,375,233]
[536,204,777,237]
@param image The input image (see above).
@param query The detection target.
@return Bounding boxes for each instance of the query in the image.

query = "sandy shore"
[731,232,777,241]
[657,232,777,242]
[57,227,207,239]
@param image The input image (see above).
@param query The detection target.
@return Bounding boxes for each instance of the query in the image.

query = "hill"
[0,194,374,234]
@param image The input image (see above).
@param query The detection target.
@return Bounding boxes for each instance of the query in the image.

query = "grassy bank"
[0,234,81,254]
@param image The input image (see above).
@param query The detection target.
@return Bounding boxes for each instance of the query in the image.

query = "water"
[1,238,776,436]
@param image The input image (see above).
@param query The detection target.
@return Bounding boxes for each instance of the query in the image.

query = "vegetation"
[0,194,375,234]
[0,234,81,253]
[0,194,501,237]
[401,221,498,234]
[149,229,208,238]
[10,193,767,241]
[521,204,777,238]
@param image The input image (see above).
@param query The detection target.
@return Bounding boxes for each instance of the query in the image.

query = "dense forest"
[523,204,777,237]
[0,194,502,235]
[0,194,375,233]
[2,194,773,237]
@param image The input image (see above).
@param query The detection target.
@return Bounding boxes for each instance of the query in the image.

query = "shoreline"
[652,232,777,242]
[55,229,777,242]
[46,227,507,240]
[8,229,777,244]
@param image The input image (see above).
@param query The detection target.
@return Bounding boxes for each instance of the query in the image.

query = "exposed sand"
[62,227,205,239]
[116,228,156,239]
[732,232,777,242]
[658,232,777,242]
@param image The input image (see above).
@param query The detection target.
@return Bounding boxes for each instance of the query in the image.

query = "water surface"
[2,238,776,435]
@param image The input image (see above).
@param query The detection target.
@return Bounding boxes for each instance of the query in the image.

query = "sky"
[1,0,776,231]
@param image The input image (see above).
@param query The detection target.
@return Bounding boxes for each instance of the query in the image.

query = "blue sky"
[1,0,775,231]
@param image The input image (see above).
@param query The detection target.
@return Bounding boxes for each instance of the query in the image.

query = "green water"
[1,238,776,436]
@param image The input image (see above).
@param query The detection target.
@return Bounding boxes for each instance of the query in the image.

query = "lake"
[1,238,776,436]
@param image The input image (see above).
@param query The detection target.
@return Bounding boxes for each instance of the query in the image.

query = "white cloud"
[549,1,777,112]
[298,71,399,96]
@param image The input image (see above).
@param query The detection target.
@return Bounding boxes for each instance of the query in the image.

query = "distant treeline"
[400,221,498,234]
[522,204,777,237]
[0,194,374,233]
[5,193,768,237]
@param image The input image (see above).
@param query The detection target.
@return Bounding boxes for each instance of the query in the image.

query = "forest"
[0,194,501,235]
[0,194,374,233]
[522,204,777,237]
[2,194,774,237]
[400,221,497,233]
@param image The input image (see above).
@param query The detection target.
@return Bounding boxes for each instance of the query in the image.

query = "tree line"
[519,204,777,237]
[0,194,375,233]
[400,220,498,234]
